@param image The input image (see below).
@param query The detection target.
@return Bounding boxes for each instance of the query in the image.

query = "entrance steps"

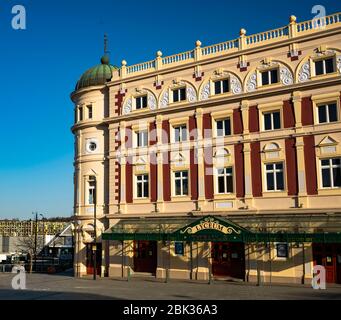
[213,276,244,283]
[131,272,155,278]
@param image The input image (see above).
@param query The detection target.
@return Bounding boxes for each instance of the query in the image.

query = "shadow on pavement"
[0,289,124,300]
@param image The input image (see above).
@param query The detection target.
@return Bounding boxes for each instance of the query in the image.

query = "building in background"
[71,12,341,284]
[0,219,70,255]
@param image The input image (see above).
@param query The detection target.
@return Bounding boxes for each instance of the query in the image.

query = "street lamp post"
[93,177,97,281]
[40,214,45,272]
[32,212,38,273]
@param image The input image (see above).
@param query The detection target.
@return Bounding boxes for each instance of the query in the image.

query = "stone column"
[241,101,252,208]
[119,121,127,212]
[241,100,250,135]
[292,91,302,129]
[156,115,164,211]
[295,136,308,208]
[108,123,120,214]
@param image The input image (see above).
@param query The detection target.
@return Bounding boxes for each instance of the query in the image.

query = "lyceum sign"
[180,217,241,235]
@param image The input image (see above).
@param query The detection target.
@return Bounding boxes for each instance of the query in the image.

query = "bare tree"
[16,235,44,273]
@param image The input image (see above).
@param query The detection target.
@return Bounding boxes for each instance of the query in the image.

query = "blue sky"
[0,0,339,219]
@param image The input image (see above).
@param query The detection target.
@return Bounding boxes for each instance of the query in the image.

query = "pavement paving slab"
[0,273,340,300]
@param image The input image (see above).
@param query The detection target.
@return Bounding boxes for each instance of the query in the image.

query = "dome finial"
[101,33,110,65]
[104,33,109,56]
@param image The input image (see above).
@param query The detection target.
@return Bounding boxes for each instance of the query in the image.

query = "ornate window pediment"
[318,136,337,146]
[172,153,186,164]
[318,136,338,155]
[246,61,294,92]
[264,142,280,151]
[122,89,157,115]
[214,148,230,158]
[263,143,281,160]
[200,72,242,101]
[298,49,341,83]
[135,157,147,165]
[159,80,197,108]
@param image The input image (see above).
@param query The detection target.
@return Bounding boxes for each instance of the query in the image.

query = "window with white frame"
[321,158,341,188]
[88,176,96,205]
[136,174,149,198]
[174,171,189,196]
[318,102,338,124]
[174,125,187,142]
[136,130,148,148]
[217,167,233,194]
[136,95,148,110]
[263,110,281,130]
[79,107,83,122]
[173,87,186,103]
[265,162,284,191]
[216,118,231,137]
[214,79,229,95]
[87,105,93,119]
[261,69,279,86]
[314,57,335,76]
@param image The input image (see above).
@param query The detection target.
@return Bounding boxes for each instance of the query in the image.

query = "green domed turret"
[75,55,118,91]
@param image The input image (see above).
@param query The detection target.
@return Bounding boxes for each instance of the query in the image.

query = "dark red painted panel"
[190,148,198,200]
[189,115,197,141]
[249,106,259,133]
[125,126,132,149]
[163,152,171,201]
[162,120,170,144]
[250,142,262,197]
[283,100,295,128]
[304,135,318,195]
[233,108,244,134]
[150,152,157,202]
[126,156,133,203]
[285,138,298,196]
[302,97,314,126]
[149,121,157,146]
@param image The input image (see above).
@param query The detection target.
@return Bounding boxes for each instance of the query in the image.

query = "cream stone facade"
[71,13,341,284]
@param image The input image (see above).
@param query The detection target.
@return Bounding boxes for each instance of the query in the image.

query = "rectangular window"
[79,107,83,122]
[136,95,148,110]
[265,162,284,191]
[173,88,186,103]
[174,171,189,196]
[136,131,148,147]
[88,176,96,205]
[216,118,231,137]
[174,125,187,142]
[87,105,93,119]
[217,167,233,194]
[263,111,281,130]
[214,79,229,95]
[261,69,279,86]
[321,158,341,188]
[136,174,149,198]
[318,103,338,123]
[315,58,335,76]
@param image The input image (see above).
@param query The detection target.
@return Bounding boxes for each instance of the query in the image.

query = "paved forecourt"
[0,272,341,300]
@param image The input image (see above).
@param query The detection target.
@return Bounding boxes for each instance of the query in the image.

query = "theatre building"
[71,12,341,284]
